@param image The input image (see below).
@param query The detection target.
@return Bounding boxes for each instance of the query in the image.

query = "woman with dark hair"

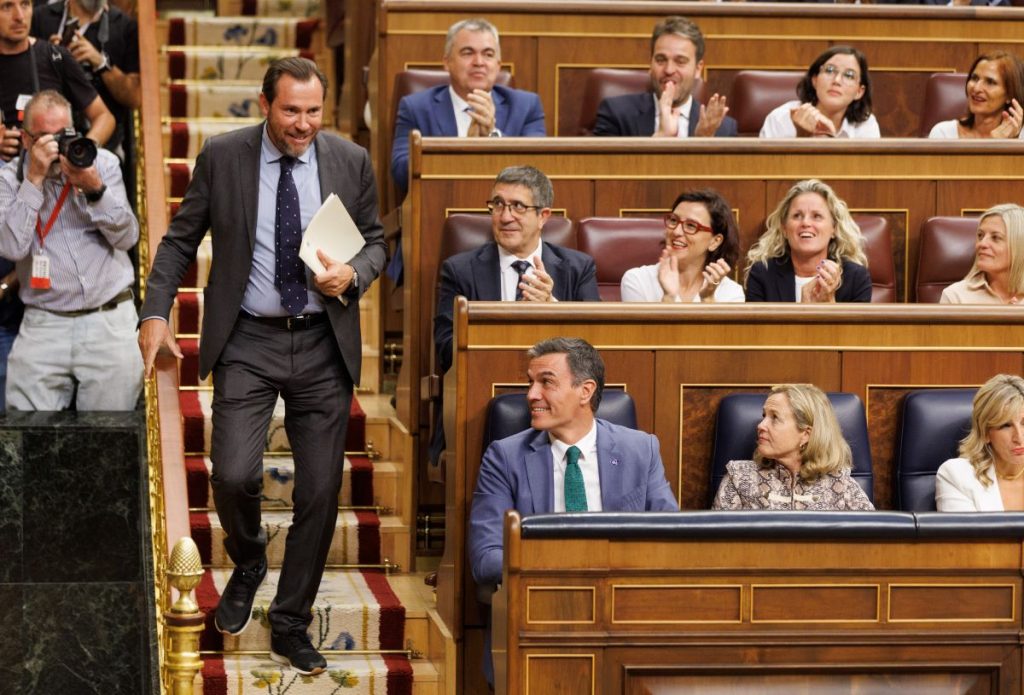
[929,52,1024,139]
[620,189,743,303]
[760,46,879,139]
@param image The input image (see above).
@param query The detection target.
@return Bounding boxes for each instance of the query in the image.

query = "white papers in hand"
[299,193,365,304]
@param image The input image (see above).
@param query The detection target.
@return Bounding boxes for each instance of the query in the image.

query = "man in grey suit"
[138,57,386,675]
[469,337,679,588]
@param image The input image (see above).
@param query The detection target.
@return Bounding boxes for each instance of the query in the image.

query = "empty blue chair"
[896,389,975,511]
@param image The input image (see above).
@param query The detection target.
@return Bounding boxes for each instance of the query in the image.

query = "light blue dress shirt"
[241,125,324,317]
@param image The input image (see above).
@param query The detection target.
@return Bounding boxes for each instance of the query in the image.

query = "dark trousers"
[210,315,352,635]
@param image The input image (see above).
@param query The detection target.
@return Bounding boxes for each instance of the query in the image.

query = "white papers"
[299,193,365,304]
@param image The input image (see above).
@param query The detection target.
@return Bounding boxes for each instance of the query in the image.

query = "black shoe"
[270,629,327,676]
[214,557,267,635]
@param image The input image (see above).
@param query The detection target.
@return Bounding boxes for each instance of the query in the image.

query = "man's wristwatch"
[94,53,112,74]
[351,270,359,289]
[84,184,107,203]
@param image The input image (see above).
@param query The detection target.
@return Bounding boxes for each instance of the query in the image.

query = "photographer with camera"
[0,0,114,162]
[0,90,140,410]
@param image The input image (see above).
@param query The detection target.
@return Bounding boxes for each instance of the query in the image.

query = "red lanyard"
[35,181,72,249]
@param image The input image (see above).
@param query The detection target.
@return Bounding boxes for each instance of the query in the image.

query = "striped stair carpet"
[157,5,416,693]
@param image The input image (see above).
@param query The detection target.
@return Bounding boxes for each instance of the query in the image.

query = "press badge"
[30,254,51,290]
[15,94,32,122]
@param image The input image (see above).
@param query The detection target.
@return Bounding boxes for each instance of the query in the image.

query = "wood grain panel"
[527,587,595,624]
[751,585,879,623]
[526,654,594,695]
[612,585,741,624]
[889,584,1016,623]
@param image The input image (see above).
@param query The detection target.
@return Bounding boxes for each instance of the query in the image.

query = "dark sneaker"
[213,557,267,635]
[270,630,328,676]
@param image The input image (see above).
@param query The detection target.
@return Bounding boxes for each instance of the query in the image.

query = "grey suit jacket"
[141,124,387,383]
[468,418,679,586]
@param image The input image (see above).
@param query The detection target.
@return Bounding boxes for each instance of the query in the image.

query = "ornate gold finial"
[167,537,204,614]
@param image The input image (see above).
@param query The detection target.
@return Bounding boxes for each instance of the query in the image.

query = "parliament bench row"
[435,210,978,306]
[482,386,976,513]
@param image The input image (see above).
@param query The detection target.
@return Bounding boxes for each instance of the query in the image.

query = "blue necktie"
[275,156,306,314]
[564,445,588,512]
[511,260,530,301]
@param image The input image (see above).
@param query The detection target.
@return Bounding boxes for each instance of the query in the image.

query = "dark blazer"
[593,91,738,137]
[469,418,679,586]
[433,241,601,375]
[391,84,547,194]
[141,124,387,383]
[746,256,872,303]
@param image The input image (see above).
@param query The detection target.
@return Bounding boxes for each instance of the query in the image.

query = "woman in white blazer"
[936,374,1024,511]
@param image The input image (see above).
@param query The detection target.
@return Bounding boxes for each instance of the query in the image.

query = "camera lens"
[57,130,97,168]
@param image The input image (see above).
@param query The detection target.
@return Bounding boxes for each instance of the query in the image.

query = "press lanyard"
[36,181,72,248]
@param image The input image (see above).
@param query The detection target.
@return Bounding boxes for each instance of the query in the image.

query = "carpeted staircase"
[155,2,430,692]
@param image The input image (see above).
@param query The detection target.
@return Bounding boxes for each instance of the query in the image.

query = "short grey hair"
[651,16,705,62]
[444,18,500,59]
[527,337,605,413]
[23,90,72,130]
[494,166,553,209]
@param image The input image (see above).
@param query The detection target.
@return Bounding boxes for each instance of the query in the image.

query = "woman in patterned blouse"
[712,384,874,510]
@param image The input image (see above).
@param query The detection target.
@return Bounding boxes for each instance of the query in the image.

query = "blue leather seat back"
[709,392,874,506]
[896,389,975,511]
[483,389,637,450]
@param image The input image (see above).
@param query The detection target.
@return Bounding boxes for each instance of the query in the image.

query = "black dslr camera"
[56,127,97,168]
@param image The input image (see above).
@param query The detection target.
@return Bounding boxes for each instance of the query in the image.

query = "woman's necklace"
[997,464,1024,482]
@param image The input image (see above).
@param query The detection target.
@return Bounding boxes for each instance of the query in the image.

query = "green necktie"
[564,445,588,512]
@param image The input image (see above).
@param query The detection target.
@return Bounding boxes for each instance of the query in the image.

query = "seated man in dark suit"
[469,337,679,588]
[431,166,600,464]
[390,18,546,196]
[594,16,737,138]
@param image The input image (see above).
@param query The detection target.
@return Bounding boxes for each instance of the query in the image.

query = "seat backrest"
[896,389,975,511]
[483,390,638,450]
[576,217,665,301]
[577,68,704,135]
[729,70,803,136]
[437,214,575,265]
[915,216,977,302]
[918,72,967,137]
[709,392,874,506]
[853,213,896,303]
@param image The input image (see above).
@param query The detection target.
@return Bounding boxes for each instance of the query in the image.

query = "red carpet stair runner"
[159,2,416,691]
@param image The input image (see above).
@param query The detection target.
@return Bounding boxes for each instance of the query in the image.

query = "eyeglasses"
[486,198,543,216]
[663,214,713,235]
[819,64,860,85]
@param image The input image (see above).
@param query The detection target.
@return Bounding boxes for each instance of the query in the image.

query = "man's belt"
[42,289,133,317]
[239,311,328,331]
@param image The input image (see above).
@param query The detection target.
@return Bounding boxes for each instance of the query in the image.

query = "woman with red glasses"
[620,189,743,303]
[744,179,871,303]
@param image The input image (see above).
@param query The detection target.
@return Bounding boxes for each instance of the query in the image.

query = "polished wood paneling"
[439,302,1024,667]
[497,512,1024,694]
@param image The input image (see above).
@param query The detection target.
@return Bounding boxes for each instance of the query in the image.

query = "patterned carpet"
[159,0,413,690]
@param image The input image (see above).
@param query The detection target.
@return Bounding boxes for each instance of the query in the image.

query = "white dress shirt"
[652,94,692,138]
[496,239,543,301]
[549,420,603,512]
[759,100,881,139]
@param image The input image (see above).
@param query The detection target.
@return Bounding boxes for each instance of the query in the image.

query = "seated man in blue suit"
[469,337,679,589]
[594,16,737,138]
[431,166,600,465]
[391,17,547,197]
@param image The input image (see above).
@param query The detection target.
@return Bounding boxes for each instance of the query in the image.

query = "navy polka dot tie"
[275,155,306,314]
[511,260,530,301]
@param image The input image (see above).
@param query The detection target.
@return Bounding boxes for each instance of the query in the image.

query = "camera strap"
[35,181,73,249]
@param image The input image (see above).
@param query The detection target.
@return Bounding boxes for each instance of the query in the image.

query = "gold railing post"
[164,537,205,695]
